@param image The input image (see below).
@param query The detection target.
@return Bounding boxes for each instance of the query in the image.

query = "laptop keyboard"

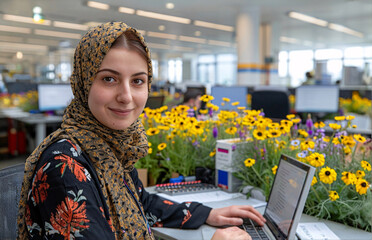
[241,218,270,240]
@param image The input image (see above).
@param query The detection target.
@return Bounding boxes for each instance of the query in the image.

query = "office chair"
[0,163,25,240]
[251,89,290,120]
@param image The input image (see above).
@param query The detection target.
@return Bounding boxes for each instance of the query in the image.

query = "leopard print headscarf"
[17,22,154,239]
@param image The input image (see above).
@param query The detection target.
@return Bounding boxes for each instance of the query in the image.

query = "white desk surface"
[147,187,372,240]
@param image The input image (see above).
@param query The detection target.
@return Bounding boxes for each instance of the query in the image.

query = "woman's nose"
[116,82,132,103]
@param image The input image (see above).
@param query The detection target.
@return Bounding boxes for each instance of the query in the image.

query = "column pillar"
[236,8,261,86]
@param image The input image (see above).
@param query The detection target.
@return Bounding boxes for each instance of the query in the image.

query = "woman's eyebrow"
[132,72,148,77]
[96,68,120,75]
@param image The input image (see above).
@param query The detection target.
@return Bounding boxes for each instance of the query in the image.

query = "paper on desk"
[296,222,340,240]
[157,190,243,204]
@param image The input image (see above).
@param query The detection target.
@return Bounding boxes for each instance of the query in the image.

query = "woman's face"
[88,47,148,130]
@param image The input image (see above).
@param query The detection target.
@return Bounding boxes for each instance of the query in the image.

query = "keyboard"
[241,218,270,240]
[155,181,220,195]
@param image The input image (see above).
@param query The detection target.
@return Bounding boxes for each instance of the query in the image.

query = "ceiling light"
[194,20,234,32]
[16,51,23,59]
[288,11,328,27]
[148,42,169,50]
[328,23,364,38]
[86,1,110,10]
[178,35,206,44]
[0,36,23,42]
[53,21,89,31]
[166,3,175,9]
[137,30,146,36]
[208,40,231,47]
[0,24,32,34]
[34,29,82,39]
[118,6,135,14]
[280,36,299,44]
[173,46,193,52]
[84,21,103,28]
[0,42,48,52]
[3,14,51,25]
[136,10,191,24]
[158,25,166,31]
[26,38,60,46]
[32,6,42,14]
[147,31,177,40]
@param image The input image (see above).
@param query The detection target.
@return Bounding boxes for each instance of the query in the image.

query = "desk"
[149,191,372,240]
[0,108,62,147]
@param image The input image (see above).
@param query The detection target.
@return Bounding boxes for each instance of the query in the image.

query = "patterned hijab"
[17,22,154,239]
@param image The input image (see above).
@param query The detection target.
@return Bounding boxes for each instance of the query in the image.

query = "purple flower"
[232,145,236,151]
[213,126,218,138]
[209,108,213,117]
[192,140,199,147]
[239,130,244,139]
[306,114,313,136]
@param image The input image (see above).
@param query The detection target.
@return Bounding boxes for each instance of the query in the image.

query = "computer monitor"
[211,86,248,110]
[295,85,339,113]
[145,95,165,109]
[37,84,74,112]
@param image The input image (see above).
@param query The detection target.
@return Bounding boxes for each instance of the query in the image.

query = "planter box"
[349,113,371,130]
[215,138,245,192]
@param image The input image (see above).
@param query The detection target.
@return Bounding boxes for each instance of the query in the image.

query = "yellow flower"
[314,122,325,128]
[356,170,365,178]
[286,114,295,119]
[319,167,337,184]
[311,176,317,186]
[341,172,357,185]
[225,126,237,135]
[157,143,167,151]
[148,142,152,147]
[328,191,339,201]
[272,165,278,175]
[298,129,309,138]
[334,116,345,121]
[268,129,281,138]
[232,101,240,106]
[199,109,209,114]
[361,161,371,171]
[307,152,325,167]
[222,97,230,102]
[237,106,246,110]
[146,128,160,136]
[148,148,153,154]
[244,158,255,167]
[355,178,369,195]
[329,123,341,130]
[354,134,366,143]
[346,115,355,120]
[253,129,266,140]
[200,94,214,102]
[209,149,216,157]
[300,140,315,151]
[343,146,352,155]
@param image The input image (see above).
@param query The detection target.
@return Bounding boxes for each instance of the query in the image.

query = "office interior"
[0,1,372,239]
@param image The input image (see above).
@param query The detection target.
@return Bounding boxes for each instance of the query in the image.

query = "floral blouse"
[26,139,211,239]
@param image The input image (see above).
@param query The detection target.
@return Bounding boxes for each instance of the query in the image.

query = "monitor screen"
[145,96,165,109]
[38,84,74,112]
[211,86,248,110]
[295,85,339,113]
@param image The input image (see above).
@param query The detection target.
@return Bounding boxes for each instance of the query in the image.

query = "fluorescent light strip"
[194,20,234,32]
[26,38,60,46]
[0,36,23,42]
[280,36,299,44]
[0,24,32,34]
[84,21,104,28]
[178,35,206,44]
[34,29,82,39]
[53,21,89,31]
[118,6,135,14]
[87,1,110,10]
[288,11,328,27]
[3,14,51,26]
[173,46,193,52]
[208,40,231,47]
[328,23,364,38]
[136,10,191,24]
[137,30,146,36]
[0,41,48,52]
[147,31,177,40]
[148,43,170,50]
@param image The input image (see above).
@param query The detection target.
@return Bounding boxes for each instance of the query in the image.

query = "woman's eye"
[133,78,145,85]
[102,77,115,83]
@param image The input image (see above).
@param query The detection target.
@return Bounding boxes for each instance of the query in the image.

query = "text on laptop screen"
[265,159,307,237]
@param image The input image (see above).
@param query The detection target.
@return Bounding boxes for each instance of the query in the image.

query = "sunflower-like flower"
[244,158,255,167]
[146,127,160,136]
[232,101,240,106]
[329,123,341,130]
[225,126,237,135]
[200,94,214,102]
[300,140,315,151]
[354,134,366,143]
[341,172,357,185]
[222,97,230,102]
[355,178,369,195]
[319,167,337,184]
[253,129,266,140]
[157,143,167,151]
[307,152,325,167]
[356,170,365,178]
[329,191,339,201]
[334,116,346,121]
[209,149,216,157]
[361,161,371,171]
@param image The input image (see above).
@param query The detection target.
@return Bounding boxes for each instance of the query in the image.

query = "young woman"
[17,22,264,240]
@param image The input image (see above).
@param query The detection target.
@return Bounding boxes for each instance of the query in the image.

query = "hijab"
[17,22,153,239]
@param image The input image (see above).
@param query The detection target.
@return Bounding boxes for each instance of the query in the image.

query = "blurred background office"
[0,0,371,163]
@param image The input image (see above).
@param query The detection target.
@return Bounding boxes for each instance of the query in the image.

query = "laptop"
[241,154,315,240]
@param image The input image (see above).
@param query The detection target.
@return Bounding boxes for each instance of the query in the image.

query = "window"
[288,50,314,87]
[168,59,182,83]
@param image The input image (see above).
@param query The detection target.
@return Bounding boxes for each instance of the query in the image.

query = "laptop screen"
[264,155,315,239]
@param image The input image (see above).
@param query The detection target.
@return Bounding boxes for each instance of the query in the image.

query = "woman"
[17,22,264,239]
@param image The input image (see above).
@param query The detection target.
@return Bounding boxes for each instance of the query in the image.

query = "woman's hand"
[206,205,266,227]
[211,226,251,240]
